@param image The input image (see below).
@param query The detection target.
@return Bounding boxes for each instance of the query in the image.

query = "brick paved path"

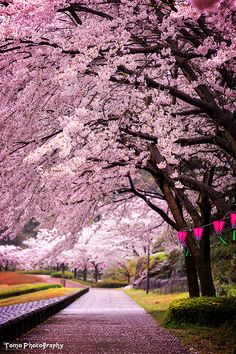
[1,289,190,354]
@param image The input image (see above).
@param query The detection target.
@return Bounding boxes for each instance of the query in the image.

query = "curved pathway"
[35,275,88,288]
[2,289,190,354]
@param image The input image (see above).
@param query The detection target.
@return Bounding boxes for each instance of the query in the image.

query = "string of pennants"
[178,212,236,256]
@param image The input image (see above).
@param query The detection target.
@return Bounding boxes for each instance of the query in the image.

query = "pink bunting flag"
[213,220,225,235]
[178,231,187,245]
[193,227,203,241]
[230,213,236,241]
[213,220,227,244]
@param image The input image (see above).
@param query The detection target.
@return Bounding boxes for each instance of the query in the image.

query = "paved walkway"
[35,275,88,288]
[2,289,190,354]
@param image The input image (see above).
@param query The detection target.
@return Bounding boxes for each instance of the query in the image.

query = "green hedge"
[0,283,62,300]
[96,280,129,288]
[165,297,236,327]
[17,270,53,275]
[51,271,74,279]
[72,278,93,286]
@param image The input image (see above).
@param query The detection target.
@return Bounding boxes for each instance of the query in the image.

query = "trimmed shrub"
[17,270,53,275]
[165,297,236,327]
[51,271,74,279]
[96,280,129,288]
[72,278,93,286]
[0,283,62,300]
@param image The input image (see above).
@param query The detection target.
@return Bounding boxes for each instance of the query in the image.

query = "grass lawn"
[0,272,45,285]
[125,289,188,324]
[0,287,78,307]
[125,289,235,354]
[0,283,62,299]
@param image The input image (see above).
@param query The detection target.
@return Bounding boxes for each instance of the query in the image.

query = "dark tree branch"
[176,175,229,215]
[119,126,158,143]
[171,109,204,116]
[58,4,113,21]
[175,135,236,159]
[127,174,178,230]
[145,76,219,114]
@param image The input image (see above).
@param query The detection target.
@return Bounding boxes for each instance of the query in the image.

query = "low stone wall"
[0,288,89,346]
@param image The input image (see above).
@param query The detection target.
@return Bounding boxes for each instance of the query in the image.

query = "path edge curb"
[0,287,89,346]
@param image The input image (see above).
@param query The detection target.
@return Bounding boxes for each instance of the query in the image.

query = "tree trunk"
[185,255,200,297]
[74,267,77,278]
[4,261,9,271]
[94,265,99,283]
[127,273,131,283]
[197,169,216,297]
[187,232,215,297]
[196,222,215,296]
[196,256,216,296]
[61,262,65,278]
[56,262,59,271]
[146,244,150,294]
[83,266,87,281]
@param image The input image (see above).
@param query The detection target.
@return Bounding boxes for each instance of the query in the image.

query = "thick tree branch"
[176,175,229,215]
[119,126,158,143]
[127,174,178,230]
[145,76,219,114]
[175,135,236,159]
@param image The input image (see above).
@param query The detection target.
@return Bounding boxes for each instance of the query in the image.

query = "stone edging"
[0,288,89,346]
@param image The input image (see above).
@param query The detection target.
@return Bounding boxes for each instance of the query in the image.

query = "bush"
[72,278,93,286]
[0,283,62,299]
[96,280,129,288]
[17,270,53,275]
[51,271,74,279]
[165,297,236,327]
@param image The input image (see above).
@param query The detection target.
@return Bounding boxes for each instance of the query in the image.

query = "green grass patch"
[0,287,77,307]
[51,271,74,279]
[0,283,62,300]
[124,288,188,324]
[17,270,53,275]
[169,325,236,354]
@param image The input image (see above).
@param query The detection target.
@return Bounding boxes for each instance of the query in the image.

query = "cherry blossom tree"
[0,0,235,297]
[0,245,22,271]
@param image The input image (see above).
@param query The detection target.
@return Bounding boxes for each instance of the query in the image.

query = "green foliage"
[211,229,236,289]
[165,297,236,327]
[0,283,62,299]
[152,252,168,262]
[51,271,74,279]
[228,285,236,297]
[71,278,93,286]
[17,269,53,275]
[104,259,137,282]
[96,280,129,288]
